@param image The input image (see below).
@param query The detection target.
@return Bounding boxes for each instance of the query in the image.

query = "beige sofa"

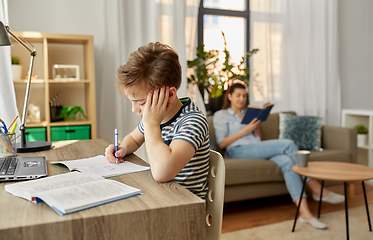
[207,112,358,203]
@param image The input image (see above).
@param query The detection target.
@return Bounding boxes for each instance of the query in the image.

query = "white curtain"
[0,0,21,137]
[98,0,200,161]
[250,0,341,125]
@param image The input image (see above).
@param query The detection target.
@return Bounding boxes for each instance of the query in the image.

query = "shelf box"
[51,125,91,141]
[25,127,47,142]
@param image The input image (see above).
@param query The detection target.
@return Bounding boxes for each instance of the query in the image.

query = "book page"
[51,155,150,177]
[246,105,263,109]
[34,179,141,215]
[263,102,273,108]
[4,172,103,201]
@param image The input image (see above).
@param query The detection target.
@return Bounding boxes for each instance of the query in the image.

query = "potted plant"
[354,124,368,146]
[187,32,258,113]
[11,56,22,80]
[59,106,87,121]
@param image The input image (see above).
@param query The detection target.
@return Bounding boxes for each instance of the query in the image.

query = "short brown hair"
[116,42,181,93]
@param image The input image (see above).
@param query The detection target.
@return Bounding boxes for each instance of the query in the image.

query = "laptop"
[0,156,48,182]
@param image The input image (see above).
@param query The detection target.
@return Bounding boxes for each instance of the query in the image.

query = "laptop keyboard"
[0,158,18,175]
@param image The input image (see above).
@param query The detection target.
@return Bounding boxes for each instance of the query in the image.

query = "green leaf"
[58,106,87,121]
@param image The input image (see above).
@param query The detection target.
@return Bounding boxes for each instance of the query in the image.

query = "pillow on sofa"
[278,113,322,150]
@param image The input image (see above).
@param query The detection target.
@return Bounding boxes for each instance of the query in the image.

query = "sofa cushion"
[224,158,284,186]
[309,149,352,163]
[224,149,351,186]
[279,113,322,150]
[260,112,295,140]
[224,182,289,203]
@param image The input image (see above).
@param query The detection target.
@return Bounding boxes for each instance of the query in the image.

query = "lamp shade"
[0,21,12,46]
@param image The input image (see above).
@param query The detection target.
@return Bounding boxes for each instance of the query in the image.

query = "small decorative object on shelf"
[25,71,37,80]
[53,64,80,80]
[50,92,63,122]
[59,106,87,121]
[354,124,369,146]
[26,103,41,123]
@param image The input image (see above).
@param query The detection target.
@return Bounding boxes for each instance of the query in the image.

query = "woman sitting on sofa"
[213,82,344,230]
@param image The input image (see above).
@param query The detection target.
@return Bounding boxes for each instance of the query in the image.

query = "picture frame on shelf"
[53,64,80,80]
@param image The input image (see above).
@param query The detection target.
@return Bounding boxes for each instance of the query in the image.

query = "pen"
[0,119,7,133]
[7,115,18,131]
[114,128,118,164]
[10,122,17,138]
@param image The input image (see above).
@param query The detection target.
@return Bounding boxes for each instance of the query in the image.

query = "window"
[198,0,250,82]
[198,0,285,103]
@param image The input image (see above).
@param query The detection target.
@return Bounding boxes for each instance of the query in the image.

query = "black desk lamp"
[0,21,52,152]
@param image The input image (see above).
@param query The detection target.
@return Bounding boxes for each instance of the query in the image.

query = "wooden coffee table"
[291,161,373,240]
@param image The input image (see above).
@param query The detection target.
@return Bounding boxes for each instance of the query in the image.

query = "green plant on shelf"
[11,56,21,65]
[354,124,368,134]
[59,106,87,121]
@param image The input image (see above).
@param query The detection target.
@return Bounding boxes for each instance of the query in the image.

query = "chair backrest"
[206,115,225,155]
[206,150,226,240]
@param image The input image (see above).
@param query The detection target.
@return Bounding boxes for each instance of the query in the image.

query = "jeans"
[225,139,307,202]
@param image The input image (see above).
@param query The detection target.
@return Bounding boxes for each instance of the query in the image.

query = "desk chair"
[206,150,226,240]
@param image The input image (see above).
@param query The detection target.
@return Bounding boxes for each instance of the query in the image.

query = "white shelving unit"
[342,109,373,168]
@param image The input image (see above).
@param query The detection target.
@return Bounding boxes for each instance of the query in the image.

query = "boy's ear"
[168,87,177,103]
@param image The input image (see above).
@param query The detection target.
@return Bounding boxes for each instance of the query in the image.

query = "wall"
[7,0,373,128]
[339,0,373,110]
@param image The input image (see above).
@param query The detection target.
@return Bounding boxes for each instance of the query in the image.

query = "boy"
[105,42,209,199]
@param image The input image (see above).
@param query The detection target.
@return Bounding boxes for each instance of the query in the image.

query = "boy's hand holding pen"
[114,128,118,164]
[104,129,125,165]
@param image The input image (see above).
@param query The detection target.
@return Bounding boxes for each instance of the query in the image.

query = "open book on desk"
[241,102,274,124]
[50,155,150,178]
[4,172,141,215]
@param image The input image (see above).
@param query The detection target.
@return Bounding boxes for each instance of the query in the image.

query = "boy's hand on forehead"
[143,86,170,127]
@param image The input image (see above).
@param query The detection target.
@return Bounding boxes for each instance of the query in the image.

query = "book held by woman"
[241,102,274,124]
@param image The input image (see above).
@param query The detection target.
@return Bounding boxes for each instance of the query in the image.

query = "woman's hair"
[116,42,181,93]
[221,82,247,109]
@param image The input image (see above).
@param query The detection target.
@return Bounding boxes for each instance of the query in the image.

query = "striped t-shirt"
[138,97,210,199]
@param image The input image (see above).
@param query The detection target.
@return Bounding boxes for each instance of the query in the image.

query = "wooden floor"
[222,182,373,233]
